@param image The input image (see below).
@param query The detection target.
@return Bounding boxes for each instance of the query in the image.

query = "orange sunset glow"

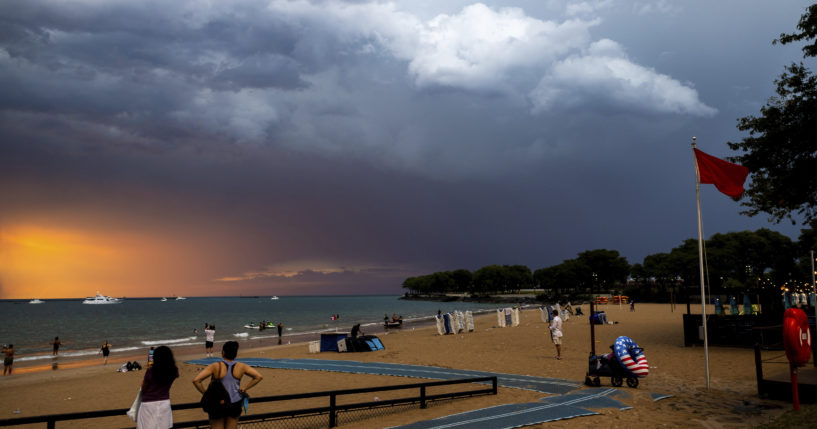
[0,224,213,299]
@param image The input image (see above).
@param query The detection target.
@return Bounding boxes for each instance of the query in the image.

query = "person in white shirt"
[204,324,216,358]
[549,310,563,360]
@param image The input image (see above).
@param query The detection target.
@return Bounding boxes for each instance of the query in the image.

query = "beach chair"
[511,308,520,327]
[497,309,506,328]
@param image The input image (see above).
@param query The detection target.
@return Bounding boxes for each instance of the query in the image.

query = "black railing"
[0,376,497,428]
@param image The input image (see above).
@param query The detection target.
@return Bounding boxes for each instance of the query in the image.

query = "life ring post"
[790,363,800,411]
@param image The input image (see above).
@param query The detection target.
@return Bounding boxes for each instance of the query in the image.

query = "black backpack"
[201,364,232,414]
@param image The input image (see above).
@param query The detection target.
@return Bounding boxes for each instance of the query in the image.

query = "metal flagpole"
[692,137,711,390]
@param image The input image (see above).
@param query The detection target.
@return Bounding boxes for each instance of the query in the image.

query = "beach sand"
[0,303,798,428]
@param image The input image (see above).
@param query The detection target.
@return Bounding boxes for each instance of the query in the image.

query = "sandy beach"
[0,303,797,428]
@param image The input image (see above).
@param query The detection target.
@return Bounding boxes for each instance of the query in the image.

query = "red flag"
[694,148,749,198]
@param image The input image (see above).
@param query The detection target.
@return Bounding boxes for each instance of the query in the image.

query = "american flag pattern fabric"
[614,336,649,378]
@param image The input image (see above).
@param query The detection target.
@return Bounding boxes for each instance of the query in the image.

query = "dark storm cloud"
[1,0,812,296]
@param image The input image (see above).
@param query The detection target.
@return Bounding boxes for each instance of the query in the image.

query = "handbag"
[126,389,142,422]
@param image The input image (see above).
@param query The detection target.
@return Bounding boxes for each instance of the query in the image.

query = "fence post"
[754,342,764,397]
[329,393,336,427]
[420,386,426,409]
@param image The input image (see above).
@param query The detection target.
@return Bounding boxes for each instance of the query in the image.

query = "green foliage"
[728,5,817,224]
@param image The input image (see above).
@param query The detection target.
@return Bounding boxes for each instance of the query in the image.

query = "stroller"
[585,347,641,388]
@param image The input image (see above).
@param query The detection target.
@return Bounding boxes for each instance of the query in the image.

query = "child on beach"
[2,344,13,376]
[52,337,61,356]
[100,340,111,365]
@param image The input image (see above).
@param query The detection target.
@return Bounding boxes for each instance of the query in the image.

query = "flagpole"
[692,137,711,390]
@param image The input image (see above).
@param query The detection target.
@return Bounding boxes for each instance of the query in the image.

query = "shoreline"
[6,313,448,375]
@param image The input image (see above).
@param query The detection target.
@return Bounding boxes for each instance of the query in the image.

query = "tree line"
[402,227,817,302]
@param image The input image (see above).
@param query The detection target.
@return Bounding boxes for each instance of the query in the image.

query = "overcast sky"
[1,0,814,298]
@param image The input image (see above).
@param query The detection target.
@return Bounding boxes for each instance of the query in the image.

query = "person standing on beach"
[2,344,13,376]
[549,310,563,360]
[100,340,111,365]
[51,337,61,356]
[277,323,283,345]
[193,341,263,429]
[205,324,215,358]
[137,345,179,429]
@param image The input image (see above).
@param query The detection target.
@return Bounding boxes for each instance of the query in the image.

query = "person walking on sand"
[277,323,283,345]
[193,341,263,429]
[100,340,111,365]
[205,324,216,357]
[136,345,179,429]
[51,337,61,356]
[2,344,13,376]
[549,309,563,360]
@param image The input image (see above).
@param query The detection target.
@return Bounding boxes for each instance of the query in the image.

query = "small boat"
[270,296,279,300]
[160,297,168,302]
[29,298,45,304]
[175,296,186,300]
[82,293,123,304]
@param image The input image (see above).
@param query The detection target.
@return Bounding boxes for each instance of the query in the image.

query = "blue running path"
[186,358,582,394]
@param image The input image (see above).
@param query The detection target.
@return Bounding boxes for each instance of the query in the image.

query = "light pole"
[589,272,597,356]
[812,250,816,367]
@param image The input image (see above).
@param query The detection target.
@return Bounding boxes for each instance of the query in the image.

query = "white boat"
[270,296,279,300]
[175,296,186,300]
[29,298,45,304]
[82,293,123,304]
[160,297,168,302]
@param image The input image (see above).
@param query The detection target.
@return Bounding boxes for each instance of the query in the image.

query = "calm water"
[0,296,501,363]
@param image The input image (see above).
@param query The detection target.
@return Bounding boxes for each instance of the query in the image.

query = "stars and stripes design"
[614,336,649,378]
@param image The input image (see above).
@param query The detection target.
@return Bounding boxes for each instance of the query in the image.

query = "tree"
[728,5,817,224]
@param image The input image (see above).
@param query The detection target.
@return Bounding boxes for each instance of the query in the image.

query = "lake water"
[0,296,502,363]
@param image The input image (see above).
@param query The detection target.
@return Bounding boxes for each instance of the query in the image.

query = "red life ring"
[783,308,811,366]
[613,336,649,378]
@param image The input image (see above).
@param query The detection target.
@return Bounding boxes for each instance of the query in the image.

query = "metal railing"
[0,376,497,428]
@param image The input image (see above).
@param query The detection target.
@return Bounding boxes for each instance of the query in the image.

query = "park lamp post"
[589,272,597,356]
[812,250,816,368]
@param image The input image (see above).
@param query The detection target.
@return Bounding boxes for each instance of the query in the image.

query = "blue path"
[186,357,582,394]
[185,358,665,428]
[389,388,632,429]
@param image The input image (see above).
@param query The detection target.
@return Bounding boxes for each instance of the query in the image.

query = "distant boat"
[29,298,45,304]
[175,296,186,300]
[160,297,168,302]
[82,293,122,304]
[270,296,279,300]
